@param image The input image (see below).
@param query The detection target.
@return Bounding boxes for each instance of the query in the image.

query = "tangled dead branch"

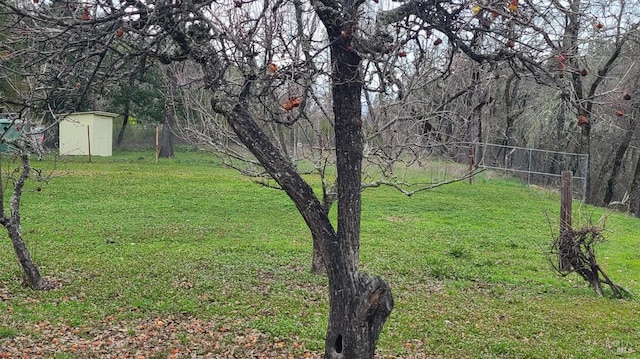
[551,226,632,299]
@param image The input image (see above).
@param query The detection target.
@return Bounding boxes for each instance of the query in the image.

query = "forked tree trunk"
[221,95,393,358]
[323,32,393,358]
[562,0,625,204]
[215,80,393,358]
[205,0,394,355]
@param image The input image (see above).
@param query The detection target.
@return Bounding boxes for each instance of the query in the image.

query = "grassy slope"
[0,151,638,358]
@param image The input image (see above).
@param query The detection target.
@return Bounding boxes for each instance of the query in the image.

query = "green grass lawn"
[0,151,638,358]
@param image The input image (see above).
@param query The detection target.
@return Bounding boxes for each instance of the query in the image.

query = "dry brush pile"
[552,225,632,299]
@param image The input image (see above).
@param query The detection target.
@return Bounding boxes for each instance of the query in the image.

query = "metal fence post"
[527,148,532,187]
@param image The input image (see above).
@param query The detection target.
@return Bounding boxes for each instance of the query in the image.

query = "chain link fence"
[471,142,589,199]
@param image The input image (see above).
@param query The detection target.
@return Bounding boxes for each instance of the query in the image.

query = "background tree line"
[3,0,638,209]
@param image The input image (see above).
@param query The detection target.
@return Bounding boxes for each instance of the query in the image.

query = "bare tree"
[0,118,49,290]
[1,0,396,355]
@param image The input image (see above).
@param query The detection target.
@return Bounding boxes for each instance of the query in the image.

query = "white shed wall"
[59,112,117,156]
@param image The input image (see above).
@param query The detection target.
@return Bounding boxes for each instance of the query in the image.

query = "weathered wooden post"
[155,125,160,164]
[559,171,573,271]
[87,126,92,163]
[468,145,475,185]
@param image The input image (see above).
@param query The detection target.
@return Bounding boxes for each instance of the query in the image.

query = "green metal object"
[0,116,25,154]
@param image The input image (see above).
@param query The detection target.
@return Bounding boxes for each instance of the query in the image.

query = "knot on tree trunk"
[325,273,394,359]
[356,273,394,334]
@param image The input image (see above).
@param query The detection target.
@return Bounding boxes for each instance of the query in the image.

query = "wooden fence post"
[559,171,572,271]
[87,125,91,163]
[468,145,474,185]
[155,125,160,164]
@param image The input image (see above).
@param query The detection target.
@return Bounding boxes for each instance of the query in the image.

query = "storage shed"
[59,111,118,156]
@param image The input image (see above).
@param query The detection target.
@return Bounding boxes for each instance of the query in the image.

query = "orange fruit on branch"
[578,115,588,125]
[282,101,294,111]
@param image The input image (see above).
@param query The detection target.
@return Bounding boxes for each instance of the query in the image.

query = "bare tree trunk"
[311,245,325,275]
[159,114,175,158]
[603,121,634,205]
[211,27,394,355]
[0,153,45,290]
[548,100,568,177]
[628,153,640,217]
[222,96,393,358]
[159,79,175,158]
[580,124,593,203]
[318,16,393,359]
[115,99,131,148]
[568,7,625,204]
[500,74,519,165]
[6,221,44,290]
